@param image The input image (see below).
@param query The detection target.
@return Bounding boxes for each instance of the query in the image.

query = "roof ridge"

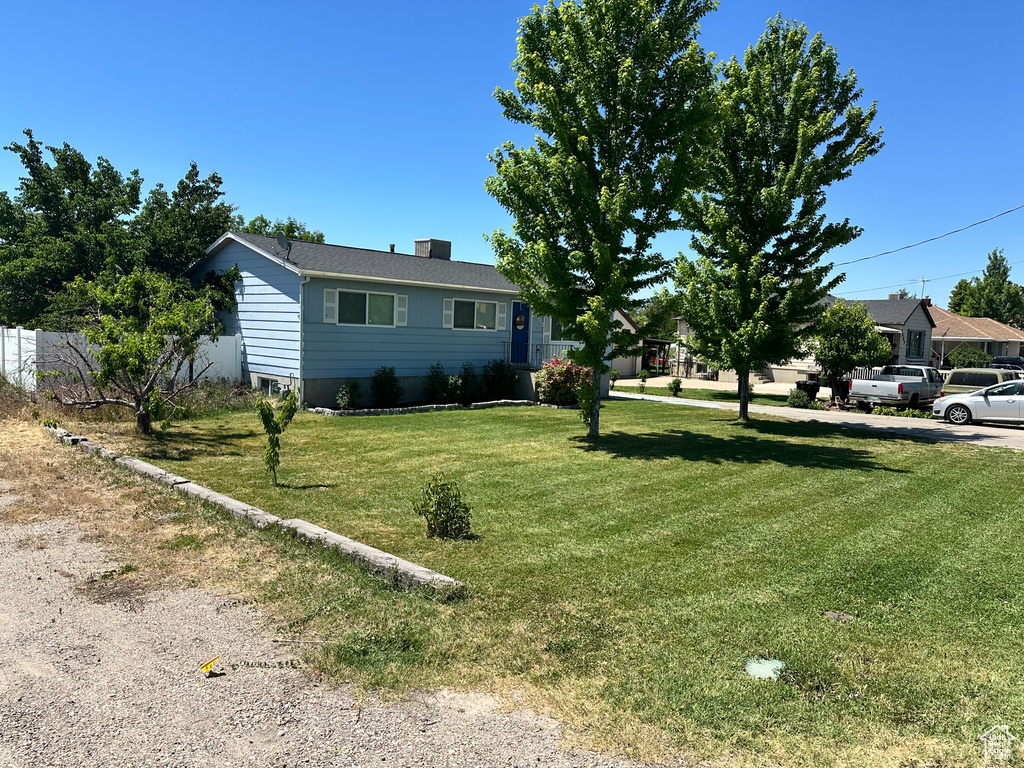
[233,230,495,267]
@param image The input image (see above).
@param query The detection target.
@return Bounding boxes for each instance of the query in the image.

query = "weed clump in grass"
[414,473,473,540]
[668,377,682,397]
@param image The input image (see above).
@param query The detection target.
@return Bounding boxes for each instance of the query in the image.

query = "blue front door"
[511,302,530,365]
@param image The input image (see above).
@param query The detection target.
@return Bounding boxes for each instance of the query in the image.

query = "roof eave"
[298,268,519,295]
[189,231,302,276]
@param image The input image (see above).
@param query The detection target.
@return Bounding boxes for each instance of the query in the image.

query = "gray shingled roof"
[822,296,935,327]
[860,298,935,327]
[209,232,520,294]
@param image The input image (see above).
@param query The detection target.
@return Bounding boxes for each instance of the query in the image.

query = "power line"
[834,258,1024,297]
[833,202,1024,267]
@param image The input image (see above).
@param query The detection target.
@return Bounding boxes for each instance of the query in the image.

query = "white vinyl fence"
[0,326,242,390]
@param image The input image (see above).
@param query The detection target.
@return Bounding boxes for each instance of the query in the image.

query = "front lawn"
[95,401,1024,766]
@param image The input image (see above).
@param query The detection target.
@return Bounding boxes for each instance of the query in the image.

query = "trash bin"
[795,379,820,400]
[836,377,851,403]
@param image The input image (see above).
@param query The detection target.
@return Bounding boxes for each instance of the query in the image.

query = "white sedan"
[933,380,1024,425]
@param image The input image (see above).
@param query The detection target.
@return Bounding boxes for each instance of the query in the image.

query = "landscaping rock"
[173,482,281,529]
[276,518,464,594]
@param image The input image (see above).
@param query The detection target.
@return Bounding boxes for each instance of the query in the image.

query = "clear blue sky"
[3,1,1022,308]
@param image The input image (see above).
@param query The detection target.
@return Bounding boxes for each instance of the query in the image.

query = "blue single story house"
[190,232,581,406]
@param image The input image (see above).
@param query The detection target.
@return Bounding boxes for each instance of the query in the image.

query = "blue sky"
[3,1,1022,307]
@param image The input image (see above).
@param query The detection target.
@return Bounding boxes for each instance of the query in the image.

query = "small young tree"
[44,267,227,434]
[676,16,883,420]
[255,388,299,486]
[813,300,892,403]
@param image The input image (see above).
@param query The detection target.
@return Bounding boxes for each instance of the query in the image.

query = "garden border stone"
[41,425,464,596]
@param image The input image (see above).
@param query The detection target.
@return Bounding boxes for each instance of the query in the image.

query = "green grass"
[110,401,1024,766]
[614,383,793,406]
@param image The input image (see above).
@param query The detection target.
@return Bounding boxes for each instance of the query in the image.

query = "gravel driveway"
[0,480,667,768]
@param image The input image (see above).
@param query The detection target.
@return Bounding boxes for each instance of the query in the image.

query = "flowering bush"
[534,355,592,406]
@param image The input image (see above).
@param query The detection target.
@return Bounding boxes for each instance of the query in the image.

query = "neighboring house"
[609,310,641,377]
[188,232,587,407]
[856,295,935,366]
[673,293,935,384]
[928,305,1024,366]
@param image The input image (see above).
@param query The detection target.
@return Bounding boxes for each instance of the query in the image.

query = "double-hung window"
[324,289,407,327]
[443,298,507,331]
[906,330,925,359]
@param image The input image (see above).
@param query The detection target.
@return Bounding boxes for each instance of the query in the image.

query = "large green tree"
[0,130,142,327]
[947,248,1023,327]
[676,16,883,420]
[813,299,891,403]
[132,162,238,277]
[0,130,322,329]
[236,214,325,244]
[485,0,718,437]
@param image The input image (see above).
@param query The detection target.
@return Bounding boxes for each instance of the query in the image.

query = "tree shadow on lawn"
[574,423,908,472]
[733,416,936,446]
[135,430,257,461]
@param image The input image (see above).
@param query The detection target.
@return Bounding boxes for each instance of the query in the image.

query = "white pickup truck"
[847,365,944,410]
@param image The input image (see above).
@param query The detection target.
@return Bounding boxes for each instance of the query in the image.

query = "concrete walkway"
[610,390,1024,452]
[638,374,833,399]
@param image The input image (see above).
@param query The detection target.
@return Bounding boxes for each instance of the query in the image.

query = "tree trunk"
[737,372,750,421]
[588,371,600,438]
[135,408,152,435]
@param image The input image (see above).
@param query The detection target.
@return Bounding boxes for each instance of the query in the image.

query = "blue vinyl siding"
[304,277,516,378]
[200,240,301,378]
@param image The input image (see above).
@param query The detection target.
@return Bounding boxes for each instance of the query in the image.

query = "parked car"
[991,355,1024,366]
[941,368,1023,396]
[847,365,944,409]
[990,363,1024,373]
[933,379,1024,425]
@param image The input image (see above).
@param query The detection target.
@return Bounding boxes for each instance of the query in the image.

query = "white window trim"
[331,288,406,328]
[447,298,506,332]
[323,288,338,324]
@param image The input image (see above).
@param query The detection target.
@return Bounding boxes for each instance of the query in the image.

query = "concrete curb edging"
[42,426,465,595]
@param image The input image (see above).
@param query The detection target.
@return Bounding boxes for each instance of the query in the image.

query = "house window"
[550,318,572,342]
[325,289,407,327]
[906,330,925,358]
[444,299,506,331]
[986,341,1008,357]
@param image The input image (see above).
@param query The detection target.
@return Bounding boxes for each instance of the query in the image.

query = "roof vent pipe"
[389,244,395,253]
